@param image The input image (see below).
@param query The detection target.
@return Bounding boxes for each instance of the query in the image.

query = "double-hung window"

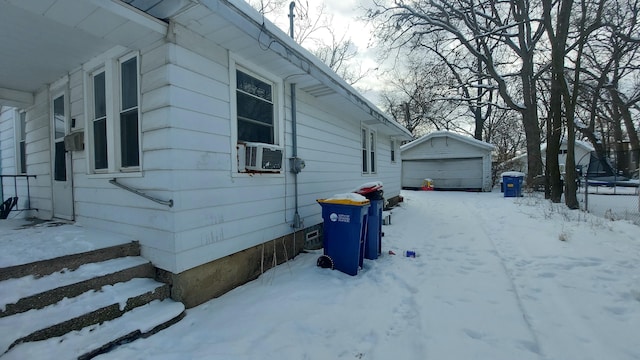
[88,53,140,174]
[236,69,275,144]
[362,127,377,174]
[390,139,397,163]
[16,111,27,174]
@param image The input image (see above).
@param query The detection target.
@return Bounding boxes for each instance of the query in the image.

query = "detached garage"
[401,131,494,191]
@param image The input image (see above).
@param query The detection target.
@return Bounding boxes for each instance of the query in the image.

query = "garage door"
[402,158,483,189]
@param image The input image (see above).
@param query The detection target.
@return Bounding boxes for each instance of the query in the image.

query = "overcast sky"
[246,0,389,105]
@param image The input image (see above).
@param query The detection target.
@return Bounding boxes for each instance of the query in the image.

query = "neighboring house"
[502,140,595,175]
[0,0,411,307]
[400,131,494,192]
[541,140,595,174]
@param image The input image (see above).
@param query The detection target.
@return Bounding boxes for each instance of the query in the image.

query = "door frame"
[50,79,74,220]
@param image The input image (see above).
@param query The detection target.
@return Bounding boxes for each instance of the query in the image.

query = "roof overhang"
[0,0,170,107]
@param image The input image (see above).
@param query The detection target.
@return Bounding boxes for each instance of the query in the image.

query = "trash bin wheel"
[316,255,334,269]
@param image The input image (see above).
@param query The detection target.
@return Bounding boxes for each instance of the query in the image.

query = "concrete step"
[0,241,140,281]
[0,256,154,318]
[2,299,185,360]
[0,277,170,355]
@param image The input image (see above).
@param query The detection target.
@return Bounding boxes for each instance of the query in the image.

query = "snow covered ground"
[577,185,640,225]
[2,190,639,359]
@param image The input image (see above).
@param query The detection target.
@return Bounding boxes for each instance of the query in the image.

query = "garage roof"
[401,131,495,153]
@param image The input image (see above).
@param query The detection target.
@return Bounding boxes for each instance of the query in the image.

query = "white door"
[51,91,74,220]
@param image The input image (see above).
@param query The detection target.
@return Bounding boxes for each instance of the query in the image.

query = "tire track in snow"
[397,192,543,359]
[469,196,618,360]
[464,202,545,358]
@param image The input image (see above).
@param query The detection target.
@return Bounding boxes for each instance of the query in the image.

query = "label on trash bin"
[329,213,350,223]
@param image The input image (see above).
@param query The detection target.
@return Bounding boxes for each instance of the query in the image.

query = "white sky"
[250,0,390,103]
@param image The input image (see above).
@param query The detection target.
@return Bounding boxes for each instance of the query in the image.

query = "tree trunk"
[547,69,563,203]
[520,57,544,186]
[565,120,580,209]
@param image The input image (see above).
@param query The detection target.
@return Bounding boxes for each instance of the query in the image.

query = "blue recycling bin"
[502,172,524,197]
[317,197,370,276]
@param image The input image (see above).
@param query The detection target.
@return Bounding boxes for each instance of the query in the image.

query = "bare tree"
[367,0,547,186]
[246,0,288,15]
[575,0,640,175]
[246,0,369,85]
[379,56,465,137]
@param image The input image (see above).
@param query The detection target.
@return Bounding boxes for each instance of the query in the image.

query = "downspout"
[290,83,303,229]
[288,1,304,229]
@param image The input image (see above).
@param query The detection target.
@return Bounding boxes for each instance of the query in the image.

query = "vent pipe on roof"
[288,2,295,39]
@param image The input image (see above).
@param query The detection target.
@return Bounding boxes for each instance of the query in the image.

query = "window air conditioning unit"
[244,142,283,172]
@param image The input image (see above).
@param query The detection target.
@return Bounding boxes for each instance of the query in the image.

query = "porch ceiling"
[0,0,167,108]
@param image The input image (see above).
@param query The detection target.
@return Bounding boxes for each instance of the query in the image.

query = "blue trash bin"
[502,172,524,197]
[357,190,383,260]
[317,196,370,276]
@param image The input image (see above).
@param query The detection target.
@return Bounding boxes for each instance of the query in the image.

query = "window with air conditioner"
[232,61,283,174]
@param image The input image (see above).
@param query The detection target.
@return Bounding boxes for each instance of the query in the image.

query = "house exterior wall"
[4,28,402,279]
[2,4,407,306]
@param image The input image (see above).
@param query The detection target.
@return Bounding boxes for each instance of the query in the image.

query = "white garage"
[401,131,494,191]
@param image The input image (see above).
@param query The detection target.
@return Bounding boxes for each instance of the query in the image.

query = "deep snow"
[2,190,640,359]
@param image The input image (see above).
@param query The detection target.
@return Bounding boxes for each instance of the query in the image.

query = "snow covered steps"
[0,242,185,359]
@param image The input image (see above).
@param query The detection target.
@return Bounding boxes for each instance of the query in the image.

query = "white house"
[0,0,411,307]
[541,140,595,174]
[400,131,494,191]
[502,140,595,175]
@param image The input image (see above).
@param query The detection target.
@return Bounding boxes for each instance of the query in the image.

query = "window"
[370,131,376,173]
[92,71,108,170]
[88,53,140,173]
[236,69,274,144]
[17,111,26,174]
[53,95,66,181]
[362,129,368,173]
[362,127,377,174]
[390,140,396,163]
[120,57,139,168]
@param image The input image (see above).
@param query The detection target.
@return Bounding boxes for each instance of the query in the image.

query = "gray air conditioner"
[243,142,283,172]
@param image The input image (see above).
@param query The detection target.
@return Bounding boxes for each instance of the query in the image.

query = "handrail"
[0,174,38,212]
[109,178,173,208]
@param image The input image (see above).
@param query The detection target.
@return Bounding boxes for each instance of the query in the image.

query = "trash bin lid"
[354,181,383,195]
[501,171,525,178]
[317,193,370,205]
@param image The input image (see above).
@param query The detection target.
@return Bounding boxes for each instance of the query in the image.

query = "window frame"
[361,126,377,175]
[85,51,142,177]
[390,139,397,163]
[235,68,275,144]
[15,110,27,174]
[229,56,284,176]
